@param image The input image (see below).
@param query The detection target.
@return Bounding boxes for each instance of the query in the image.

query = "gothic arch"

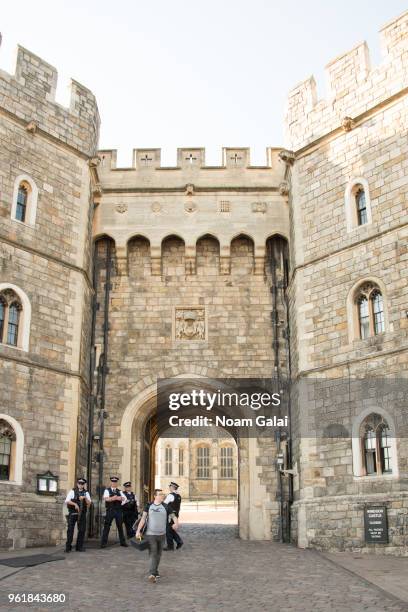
[346,276,389,342]
[117,366,258,538]
[351,406,398,478]
[11,174,39,226]
[0,413,24,485]
[0,283,31,351]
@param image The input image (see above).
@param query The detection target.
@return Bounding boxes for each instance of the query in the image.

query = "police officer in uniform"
[164,481,183,551]
[122,481,138,538]
[65,477,91,552]
[100,476,128,548]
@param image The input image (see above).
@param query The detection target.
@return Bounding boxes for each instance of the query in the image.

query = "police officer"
[100,476,128,548]
[65,477,91,552]
[122,481,138,538]
[164,481,183,551]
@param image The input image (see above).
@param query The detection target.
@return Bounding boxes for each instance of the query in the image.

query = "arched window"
[0,419,17,481]
[345,178,372,231]
[196,446,210,478]
[16,184,28,222]
[165,446,172,476]
[355,282,385,339]
[0,289,23,347]
[178,447,184,477]
[11,175,39,226]
[220,446,233,478]
[7,302,21,346]
[372,290,385,334]
[361,414,393,476]
[0,296,5,340]
[364,427,376,474]
[355,187,367,226]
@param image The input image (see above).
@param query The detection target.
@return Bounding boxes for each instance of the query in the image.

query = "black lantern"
[36,470,59,495]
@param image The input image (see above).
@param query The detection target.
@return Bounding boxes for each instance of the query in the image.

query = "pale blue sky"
[1,1,407,165]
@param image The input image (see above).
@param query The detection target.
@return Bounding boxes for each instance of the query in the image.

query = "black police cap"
[110,476,119,482]
[169,481,179,489]
[77,478,87,484]
[123,481,131,487]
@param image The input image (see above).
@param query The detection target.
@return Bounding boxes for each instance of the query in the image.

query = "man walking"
[65,477,91,552]
[135,489,179,583]
[164,481,183,551]
[122,481,138,538]
[100,476,128,548]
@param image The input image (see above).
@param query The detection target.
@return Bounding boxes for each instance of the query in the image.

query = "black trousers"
[101,508,126,545]
[66,512,86,550]
[166,518,183,549]
[122,509,137,538]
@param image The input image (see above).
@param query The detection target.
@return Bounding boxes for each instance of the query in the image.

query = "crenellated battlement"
[99,146,279,171]
[97,147,286,190]
[0,45,100,156]
[285,10,408,151]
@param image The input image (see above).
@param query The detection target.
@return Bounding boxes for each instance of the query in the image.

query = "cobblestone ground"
[0,524,407,612]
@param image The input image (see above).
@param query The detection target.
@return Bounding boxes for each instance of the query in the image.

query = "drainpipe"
[282,249,294,544]
[86,241,98,537]
[97,239,112,536]
[268,240,285,543]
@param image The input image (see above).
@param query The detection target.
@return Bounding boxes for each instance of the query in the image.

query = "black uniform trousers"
[101,507,126,545]
[166,518,183,550]
[66,511,86,550]
[122,509,137,538]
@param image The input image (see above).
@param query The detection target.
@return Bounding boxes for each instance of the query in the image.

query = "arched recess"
[230,234,254,275]
[93,235,117,279]
[162,235,185,277]
[0,413,24,485]
[265,234,290,283]
[196,234,220,275]
[0,283,32,352]
[127,235,151,278]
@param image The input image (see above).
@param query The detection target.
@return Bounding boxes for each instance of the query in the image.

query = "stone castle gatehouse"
[0,11,407,553]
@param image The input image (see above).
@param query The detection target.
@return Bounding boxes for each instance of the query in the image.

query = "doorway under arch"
[153,423,239,525]
[119,376,279,541]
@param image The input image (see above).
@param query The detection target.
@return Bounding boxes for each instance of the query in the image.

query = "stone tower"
[285,10,408,552]
[0,46,99,547]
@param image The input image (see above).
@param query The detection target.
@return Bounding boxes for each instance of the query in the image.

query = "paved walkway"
[0,524,407,611]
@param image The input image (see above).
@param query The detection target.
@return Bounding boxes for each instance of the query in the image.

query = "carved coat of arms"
[175,308,205,340]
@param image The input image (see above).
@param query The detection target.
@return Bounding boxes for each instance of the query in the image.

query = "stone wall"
[0,47,99,549]
[91,152,289,540]
[286,10,408,554]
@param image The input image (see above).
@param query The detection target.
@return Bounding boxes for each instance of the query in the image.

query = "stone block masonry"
[0,45,99,548]
[287,9,408,554]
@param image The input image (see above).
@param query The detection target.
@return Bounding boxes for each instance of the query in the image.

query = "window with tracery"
[360,414,393,476]
[355,282,384,339]
[0,289,22,347]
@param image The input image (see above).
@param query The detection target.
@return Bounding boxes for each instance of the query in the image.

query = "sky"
[1,1,407,166]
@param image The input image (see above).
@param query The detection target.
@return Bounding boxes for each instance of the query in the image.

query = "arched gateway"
[118,373,277,540]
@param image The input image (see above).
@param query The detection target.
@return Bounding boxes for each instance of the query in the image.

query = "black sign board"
[364,506,388,544]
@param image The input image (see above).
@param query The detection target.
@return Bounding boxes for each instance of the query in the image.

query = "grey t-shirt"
[145,503,167,536]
